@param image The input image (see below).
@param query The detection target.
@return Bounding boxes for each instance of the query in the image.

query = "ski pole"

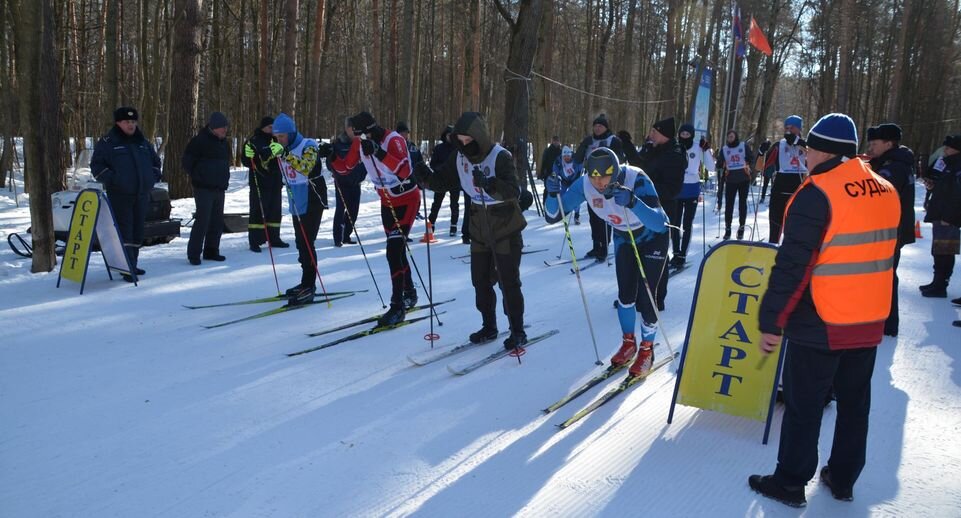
[748,172,759,241]
[555,212,573,259]
[250,155,282,295]
[701,166,707,257]
[365,153,442,326]
[278,155,332,307]
[552,176,603,365]
[618,190,678,364]
[421,186,437,347]
[475,173,524,365]
[330,173,387,308]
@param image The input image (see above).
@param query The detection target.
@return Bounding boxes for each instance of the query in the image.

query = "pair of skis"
[406,329,559,374]
[545,351,679,430]
[200,292,359,329]
[286,299,456,357]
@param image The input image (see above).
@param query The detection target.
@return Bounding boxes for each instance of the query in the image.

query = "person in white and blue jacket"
[272,113,326,305]
[544,148,669,377]
[551,145,583,224]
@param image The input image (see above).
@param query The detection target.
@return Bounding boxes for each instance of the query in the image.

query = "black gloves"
[318,142,333,160]
[472,166,493,191]
[617,130,633,144]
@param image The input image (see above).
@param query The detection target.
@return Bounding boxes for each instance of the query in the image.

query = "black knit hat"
[114,107,139,122]
[866,123,902,142]
[351,111,377,132]
[653,117,676,140]
[208,111,229,129]
[396,121,410,133]
[259,116,275,129]
[943,134,961,152]
[593,114,610,130]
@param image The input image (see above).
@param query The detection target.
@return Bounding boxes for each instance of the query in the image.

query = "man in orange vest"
[749,114,901,508]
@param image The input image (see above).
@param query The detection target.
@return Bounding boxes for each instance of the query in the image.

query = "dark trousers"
[775,343,877,490]
[885,246,902,334]
[107,191,148,268]
[462,196,471,238]
[381,193,419,308]
[427,188,461,230]
[670,198,698,258]
[760,172,772,201]
[333,181,361,245]
[716,178,725,210]
[188,187,225,260]
[768,173,803,243]
[588,208,611,258]
[248,174,283,247]
[657,199,677,305]
[724,180,749,230]
[615,231,668,325]
[293,204,324,287]
[933,253,956,281]
[471,231,525,332]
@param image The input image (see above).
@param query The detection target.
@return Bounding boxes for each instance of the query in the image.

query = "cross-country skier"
[765,115,807,242]
[671,124,714,267]
[543,148,669,376]
[330,111,420,326]
[552,146,583,224]
[413,112,530,350]
[716,129,755,240]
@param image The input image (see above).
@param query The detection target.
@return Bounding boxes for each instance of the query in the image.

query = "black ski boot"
[737,226,745,240]
[402,288,419,309]
[503,329,528,351]
[723,227,732,239]
[377,305,406,327]
[285,284,304,298]
[288,285,316,306]
[469,325,499,344]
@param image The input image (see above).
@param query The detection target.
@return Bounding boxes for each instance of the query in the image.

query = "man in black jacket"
[242,116,290,252]
[635,117,687,310]
[866,123,916,335]
[574,115,624,261]
[415,112,530,350]
[426,125,465,238]
[90,106,162,281]
[921,135,961,299]
[329,118,365,247]
[183,111,231,265]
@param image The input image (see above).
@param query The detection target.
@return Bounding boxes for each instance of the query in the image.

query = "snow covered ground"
[1,168,959,517]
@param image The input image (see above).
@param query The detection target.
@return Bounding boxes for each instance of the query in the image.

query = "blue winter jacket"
[90,126,162,195]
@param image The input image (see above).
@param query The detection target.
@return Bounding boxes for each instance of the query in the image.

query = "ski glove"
[318,142,333,160]
[612,184,636,208]
[545,175,562,195]
[244,142,256,158]
[472,166,492,191]
[269,142,285,157]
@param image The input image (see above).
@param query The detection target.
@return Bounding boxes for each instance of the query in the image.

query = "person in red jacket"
[329,111,421,326]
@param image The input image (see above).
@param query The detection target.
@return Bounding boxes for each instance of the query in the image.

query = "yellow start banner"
[59,190,101,284]
[668,242,782,441]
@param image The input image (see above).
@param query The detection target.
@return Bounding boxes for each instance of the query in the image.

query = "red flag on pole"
[748,17,772,56]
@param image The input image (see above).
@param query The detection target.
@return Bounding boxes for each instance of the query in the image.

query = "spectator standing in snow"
[750,114,901,508]
[921,135,961,301]
[182,111,231,265]
[90,106,162,281]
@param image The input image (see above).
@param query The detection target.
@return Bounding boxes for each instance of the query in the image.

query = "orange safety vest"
[784,157,900,328]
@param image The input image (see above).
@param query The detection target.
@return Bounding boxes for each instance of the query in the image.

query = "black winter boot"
[921,282,948,298]
[736,226,745,240]
[820,466,853,501]
[748,475,806,508]
[723,227,732,240]
[469,325,499,344]
[503,329,528,350]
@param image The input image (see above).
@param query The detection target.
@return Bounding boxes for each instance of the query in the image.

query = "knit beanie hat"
[593,114,610,130]
[784,115,803,130]
[208,111,229,129]
[396,121,410,133]
[807,113,858,157]
[866,123,902,142]
[678,123,695,137]
[562,145,573,157]
[272,113,297,135]
[653,117,676,140]
[351,111,377,132]
[944,134,961,152]
[259,116,275,129]
[114,107,138,122]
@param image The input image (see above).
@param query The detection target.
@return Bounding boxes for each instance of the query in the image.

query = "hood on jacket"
[452,112,493,163]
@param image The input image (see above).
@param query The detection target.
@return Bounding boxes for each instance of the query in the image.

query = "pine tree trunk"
[165,0,204,200]
[280,0,299,114]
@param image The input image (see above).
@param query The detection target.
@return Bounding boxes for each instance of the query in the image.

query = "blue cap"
[272,113,297,135]
[807,113,858,157]
[784,115,803,130]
